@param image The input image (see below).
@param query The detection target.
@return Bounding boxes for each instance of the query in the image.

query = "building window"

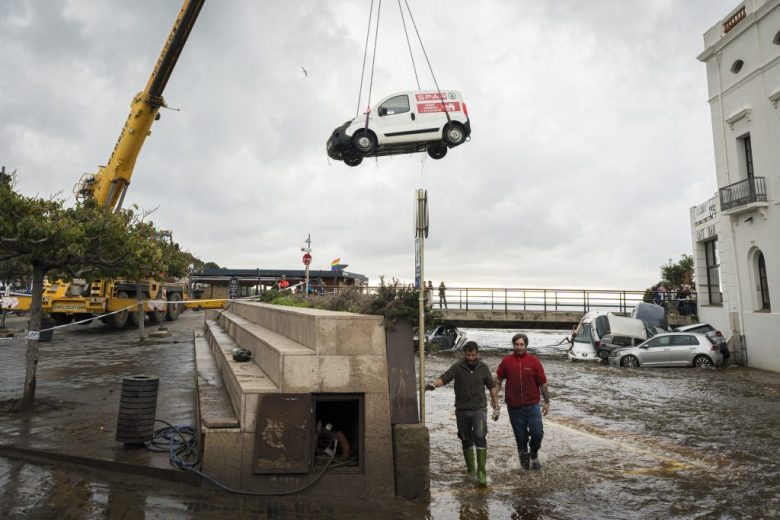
[705,239,722,305]
[757,252,771,311]
[730,59,744,73]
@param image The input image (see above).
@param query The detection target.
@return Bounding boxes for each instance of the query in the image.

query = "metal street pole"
[415,189,429,423]
[302,234,311,296]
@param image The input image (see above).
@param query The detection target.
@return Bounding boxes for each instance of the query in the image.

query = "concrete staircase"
[194,300,396,496]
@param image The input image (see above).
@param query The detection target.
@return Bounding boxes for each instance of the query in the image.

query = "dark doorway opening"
[313,394,363,472]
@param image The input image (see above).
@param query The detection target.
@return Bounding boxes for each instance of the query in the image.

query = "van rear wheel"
[443,123,466,146]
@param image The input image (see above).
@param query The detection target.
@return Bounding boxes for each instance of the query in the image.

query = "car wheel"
[352,130,376,154]
[598,349,610,360]
[620,355,639,368]
[343,155,363,167]
[109,291,130,329]
[443,123,466,146]
[427,144,448,160]
[693,355,713,368]
[165,292,183,322]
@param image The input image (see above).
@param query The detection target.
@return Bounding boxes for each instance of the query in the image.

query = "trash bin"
[37,319,55,342]
[116,375,159,448]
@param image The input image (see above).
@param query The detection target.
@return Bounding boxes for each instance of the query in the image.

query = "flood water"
[1,321,779,519]
[426,328,780,519]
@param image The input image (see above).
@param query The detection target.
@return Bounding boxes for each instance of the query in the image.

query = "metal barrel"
[115,375,159,447]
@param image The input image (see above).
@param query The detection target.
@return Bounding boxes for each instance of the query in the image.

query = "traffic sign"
[302,253,312,266]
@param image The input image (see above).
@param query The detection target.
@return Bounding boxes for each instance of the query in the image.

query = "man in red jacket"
[496,332,550,471]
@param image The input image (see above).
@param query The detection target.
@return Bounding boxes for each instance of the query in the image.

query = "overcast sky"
[1,0,739,288]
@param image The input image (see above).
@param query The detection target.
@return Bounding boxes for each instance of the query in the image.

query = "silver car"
[608,332,724,368]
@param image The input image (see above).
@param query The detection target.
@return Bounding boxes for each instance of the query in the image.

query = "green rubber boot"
[463,447,476,475]
[476,448,488,487]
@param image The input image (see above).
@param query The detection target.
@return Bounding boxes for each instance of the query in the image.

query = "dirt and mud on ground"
[1,318,779,519]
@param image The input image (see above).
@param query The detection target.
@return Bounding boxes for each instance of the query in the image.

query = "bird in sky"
[301,66,308,77]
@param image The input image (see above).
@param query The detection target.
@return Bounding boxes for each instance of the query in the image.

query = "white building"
[691,0,780,372]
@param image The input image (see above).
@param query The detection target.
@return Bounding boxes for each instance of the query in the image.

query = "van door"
[374,94,418,145]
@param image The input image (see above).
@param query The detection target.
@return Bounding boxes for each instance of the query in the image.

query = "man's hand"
[541,402,550,416]
[491,405,501,421]
[425,382,436,391]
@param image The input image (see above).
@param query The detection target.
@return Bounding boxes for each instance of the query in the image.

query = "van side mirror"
[378,107,387,116]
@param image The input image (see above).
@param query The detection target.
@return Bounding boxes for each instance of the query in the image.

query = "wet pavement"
[1,319,779,519]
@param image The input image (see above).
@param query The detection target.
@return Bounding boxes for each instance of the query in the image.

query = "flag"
[331,258,348,271]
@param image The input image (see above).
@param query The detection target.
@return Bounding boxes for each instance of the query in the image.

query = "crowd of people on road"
[426,333,549,487]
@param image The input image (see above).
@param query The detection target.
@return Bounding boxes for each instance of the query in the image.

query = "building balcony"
[719,177,767,214]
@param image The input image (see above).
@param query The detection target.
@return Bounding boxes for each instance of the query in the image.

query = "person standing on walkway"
[496,332,549,471]
[426,341,499,487]
[439,281,447,309]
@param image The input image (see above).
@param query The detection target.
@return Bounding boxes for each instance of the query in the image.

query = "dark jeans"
[456,408,488,449]
[507,404,544,456]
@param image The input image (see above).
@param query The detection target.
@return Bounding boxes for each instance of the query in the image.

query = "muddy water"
[1,321,779,518]
[426,328,780,519]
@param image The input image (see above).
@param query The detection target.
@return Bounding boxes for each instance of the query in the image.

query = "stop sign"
[302,253,312,266]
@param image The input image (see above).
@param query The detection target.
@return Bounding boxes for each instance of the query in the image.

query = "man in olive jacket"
[426,341,499,487]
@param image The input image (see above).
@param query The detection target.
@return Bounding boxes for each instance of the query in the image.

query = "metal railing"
[437,288,646,314]
[719,176,767,211]
[325,286,698,316]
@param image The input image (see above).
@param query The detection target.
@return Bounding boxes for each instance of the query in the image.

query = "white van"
[326,90,471,166]
[568,312,654,361]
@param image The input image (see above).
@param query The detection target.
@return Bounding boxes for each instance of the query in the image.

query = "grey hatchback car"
[608,332,724,368]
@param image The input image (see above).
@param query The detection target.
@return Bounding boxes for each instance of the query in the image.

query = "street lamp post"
[415,189,429,423]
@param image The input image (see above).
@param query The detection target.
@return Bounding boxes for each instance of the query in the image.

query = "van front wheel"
[352,130,376,154]
[427,144,448,160]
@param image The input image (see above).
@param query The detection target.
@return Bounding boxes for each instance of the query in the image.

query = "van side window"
[379,95,410,116]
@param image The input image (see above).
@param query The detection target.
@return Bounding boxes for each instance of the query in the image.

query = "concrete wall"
[201,301,400,497]
[742,312,780,371]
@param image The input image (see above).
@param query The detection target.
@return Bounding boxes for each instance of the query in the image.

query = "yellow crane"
[7,0,217,327]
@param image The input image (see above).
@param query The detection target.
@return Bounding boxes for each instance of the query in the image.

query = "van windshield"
[574,323,593,343]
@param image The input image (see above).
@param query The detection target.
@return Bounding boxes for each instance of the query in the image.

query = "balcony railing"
[723,6,746,34]
[719,176,767,211]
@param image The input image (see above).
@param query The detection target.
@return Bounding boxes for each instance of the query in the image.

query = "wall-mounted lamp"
[744,216,753,223]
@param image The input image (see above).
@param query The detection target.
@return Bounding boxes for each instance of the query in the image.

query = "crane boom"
[76,0,205,211]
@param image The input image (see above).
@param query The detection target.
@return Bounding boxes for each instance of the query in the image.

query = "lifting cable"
[397,0,420,90]
[401,0,451,125]
[355,0,375,118]
[363,0,383,131]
